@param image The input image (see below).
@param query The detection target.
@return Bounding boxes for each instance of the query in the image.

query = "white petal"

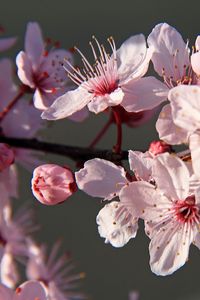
[128,150,153,181]
[148,23,190,81]
[41,87,92,120]
[0,253,19,288]
[96,201,138,247]
[121,77,168,112]
[156,104,189,144]
[169,85,200,132]
[117,34,150,83]
[152,153,190,200]
[16,51,35,88]
[189,133,200,179]
[75,158,128,200]
[149,223,194,276]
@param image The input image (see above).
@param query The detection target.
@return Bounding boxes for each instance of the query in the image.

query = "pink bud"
[31,164,77,205]
[0,143,14,171]
[148,140,172,156]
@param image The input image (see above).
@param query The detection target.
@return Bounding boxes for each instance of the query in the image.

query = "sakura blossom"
[42,34,167,120]
[26,240,85,300]
[31,164,77,205]
[0,280,48,300]
[120,153,200,275]
[16,22,73,110]
[148,23,200,144]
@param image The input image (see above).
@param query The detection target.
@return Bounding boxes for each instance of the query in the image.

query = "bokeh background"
[1,0,200,299]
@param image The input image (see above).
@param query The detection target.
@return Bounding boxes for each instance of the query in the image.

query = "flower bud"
[148,140,172,156]
[31,164,77,205]
[0,143,14,171]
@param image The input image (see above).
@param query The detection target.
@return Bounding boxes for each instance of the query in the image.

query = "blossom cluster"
[0,19,200,298]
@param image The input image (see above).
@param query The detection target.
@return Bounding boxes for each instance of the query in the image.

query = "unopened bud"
[31,164,77,205]
[148,140,172,156]
[0,143,14,171]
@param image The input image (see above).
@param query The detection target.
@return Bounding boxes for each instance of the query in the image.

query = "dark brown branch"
[0,136,128,161]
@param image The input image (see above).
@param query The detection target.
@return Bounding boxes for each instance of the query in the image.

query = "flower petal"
[148,23,190,81]
[13,280,47,300]
[25,22,44,70]
[149,223,194,276]
[88,88,123,114]
[128,150,153,181]
[169,85,200,132]
[156,104,189,144]
[41,87,92,120]
[75,158,128,200]
[0,253,19,288]
[0,37,17,52]
[117,34,150,83]
[191,51,200,75]
[121,77,168,112]
[96,201,138,247]
[152,153,190,200]
[0,283,13,300]
[16,51,35,88]
[189,133,200,179]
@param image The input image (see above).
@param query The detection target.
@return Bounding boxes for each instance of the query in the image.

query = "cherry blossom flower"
[120,153,200,275]
[27,241,85,300]
[16,22,73,110]
[0,203,36,288]
[75,154,154,247]
[168,85,200,178]
[0,280,47,300]
[42,34,167,120]
[148,23,200,144]
[31,164,77,205]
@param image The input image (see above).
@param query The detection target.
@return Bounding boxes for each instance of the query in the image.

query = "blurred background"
[1,0,200,299]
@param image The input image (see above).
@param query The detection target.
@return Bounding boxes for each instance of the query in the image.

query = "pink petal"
[68,107,89,122]
[117,34,151,84]
[119,181,170,221]
[25,22,44,71]
[41,87,92,120]
[169,85,200,132]
[0,283,13,300]
[0,253,20,288]
[16,51,35,88]
[121,76,168,112]
[195,36,200,51]
[156,104,189,144]
[148,23,190,81]
[75,158,128,200]
[191,51,200,75]
[88,88,123,114]
[128,150,153,181]
[96,201,138,247]
[149,223,194,276]
[152,153,190,200]
[0,37,17,52]
[13,280,47,300]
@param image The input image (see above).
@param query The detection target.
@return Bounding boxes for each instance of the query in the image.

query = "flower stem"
[112,107,122,154]
[0,85,28,122]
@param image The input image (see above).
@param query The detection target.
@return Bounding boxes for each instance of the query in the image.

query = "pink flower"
[0,280,47,300]
[75,154,154,247]
[120,154,200,275]
[42,35,167,120]
[168,85,200,178]
[31,164,77,205]
[148,140,172,156]
[0,203,36,287]
[27,241,85,300]
[16,22,73,110]
[148,23,200,144]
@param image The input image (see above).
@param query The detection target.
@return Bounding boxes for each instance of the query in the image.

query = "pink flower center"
[174,195,200,224]
[63,36,119,96]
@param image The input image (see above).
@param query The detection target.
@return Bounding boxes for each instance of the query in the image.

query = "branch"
[0,136,128,161]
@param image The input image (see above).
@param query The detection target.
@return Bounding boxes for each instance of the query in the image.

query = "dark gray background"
[1,0,200,299]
